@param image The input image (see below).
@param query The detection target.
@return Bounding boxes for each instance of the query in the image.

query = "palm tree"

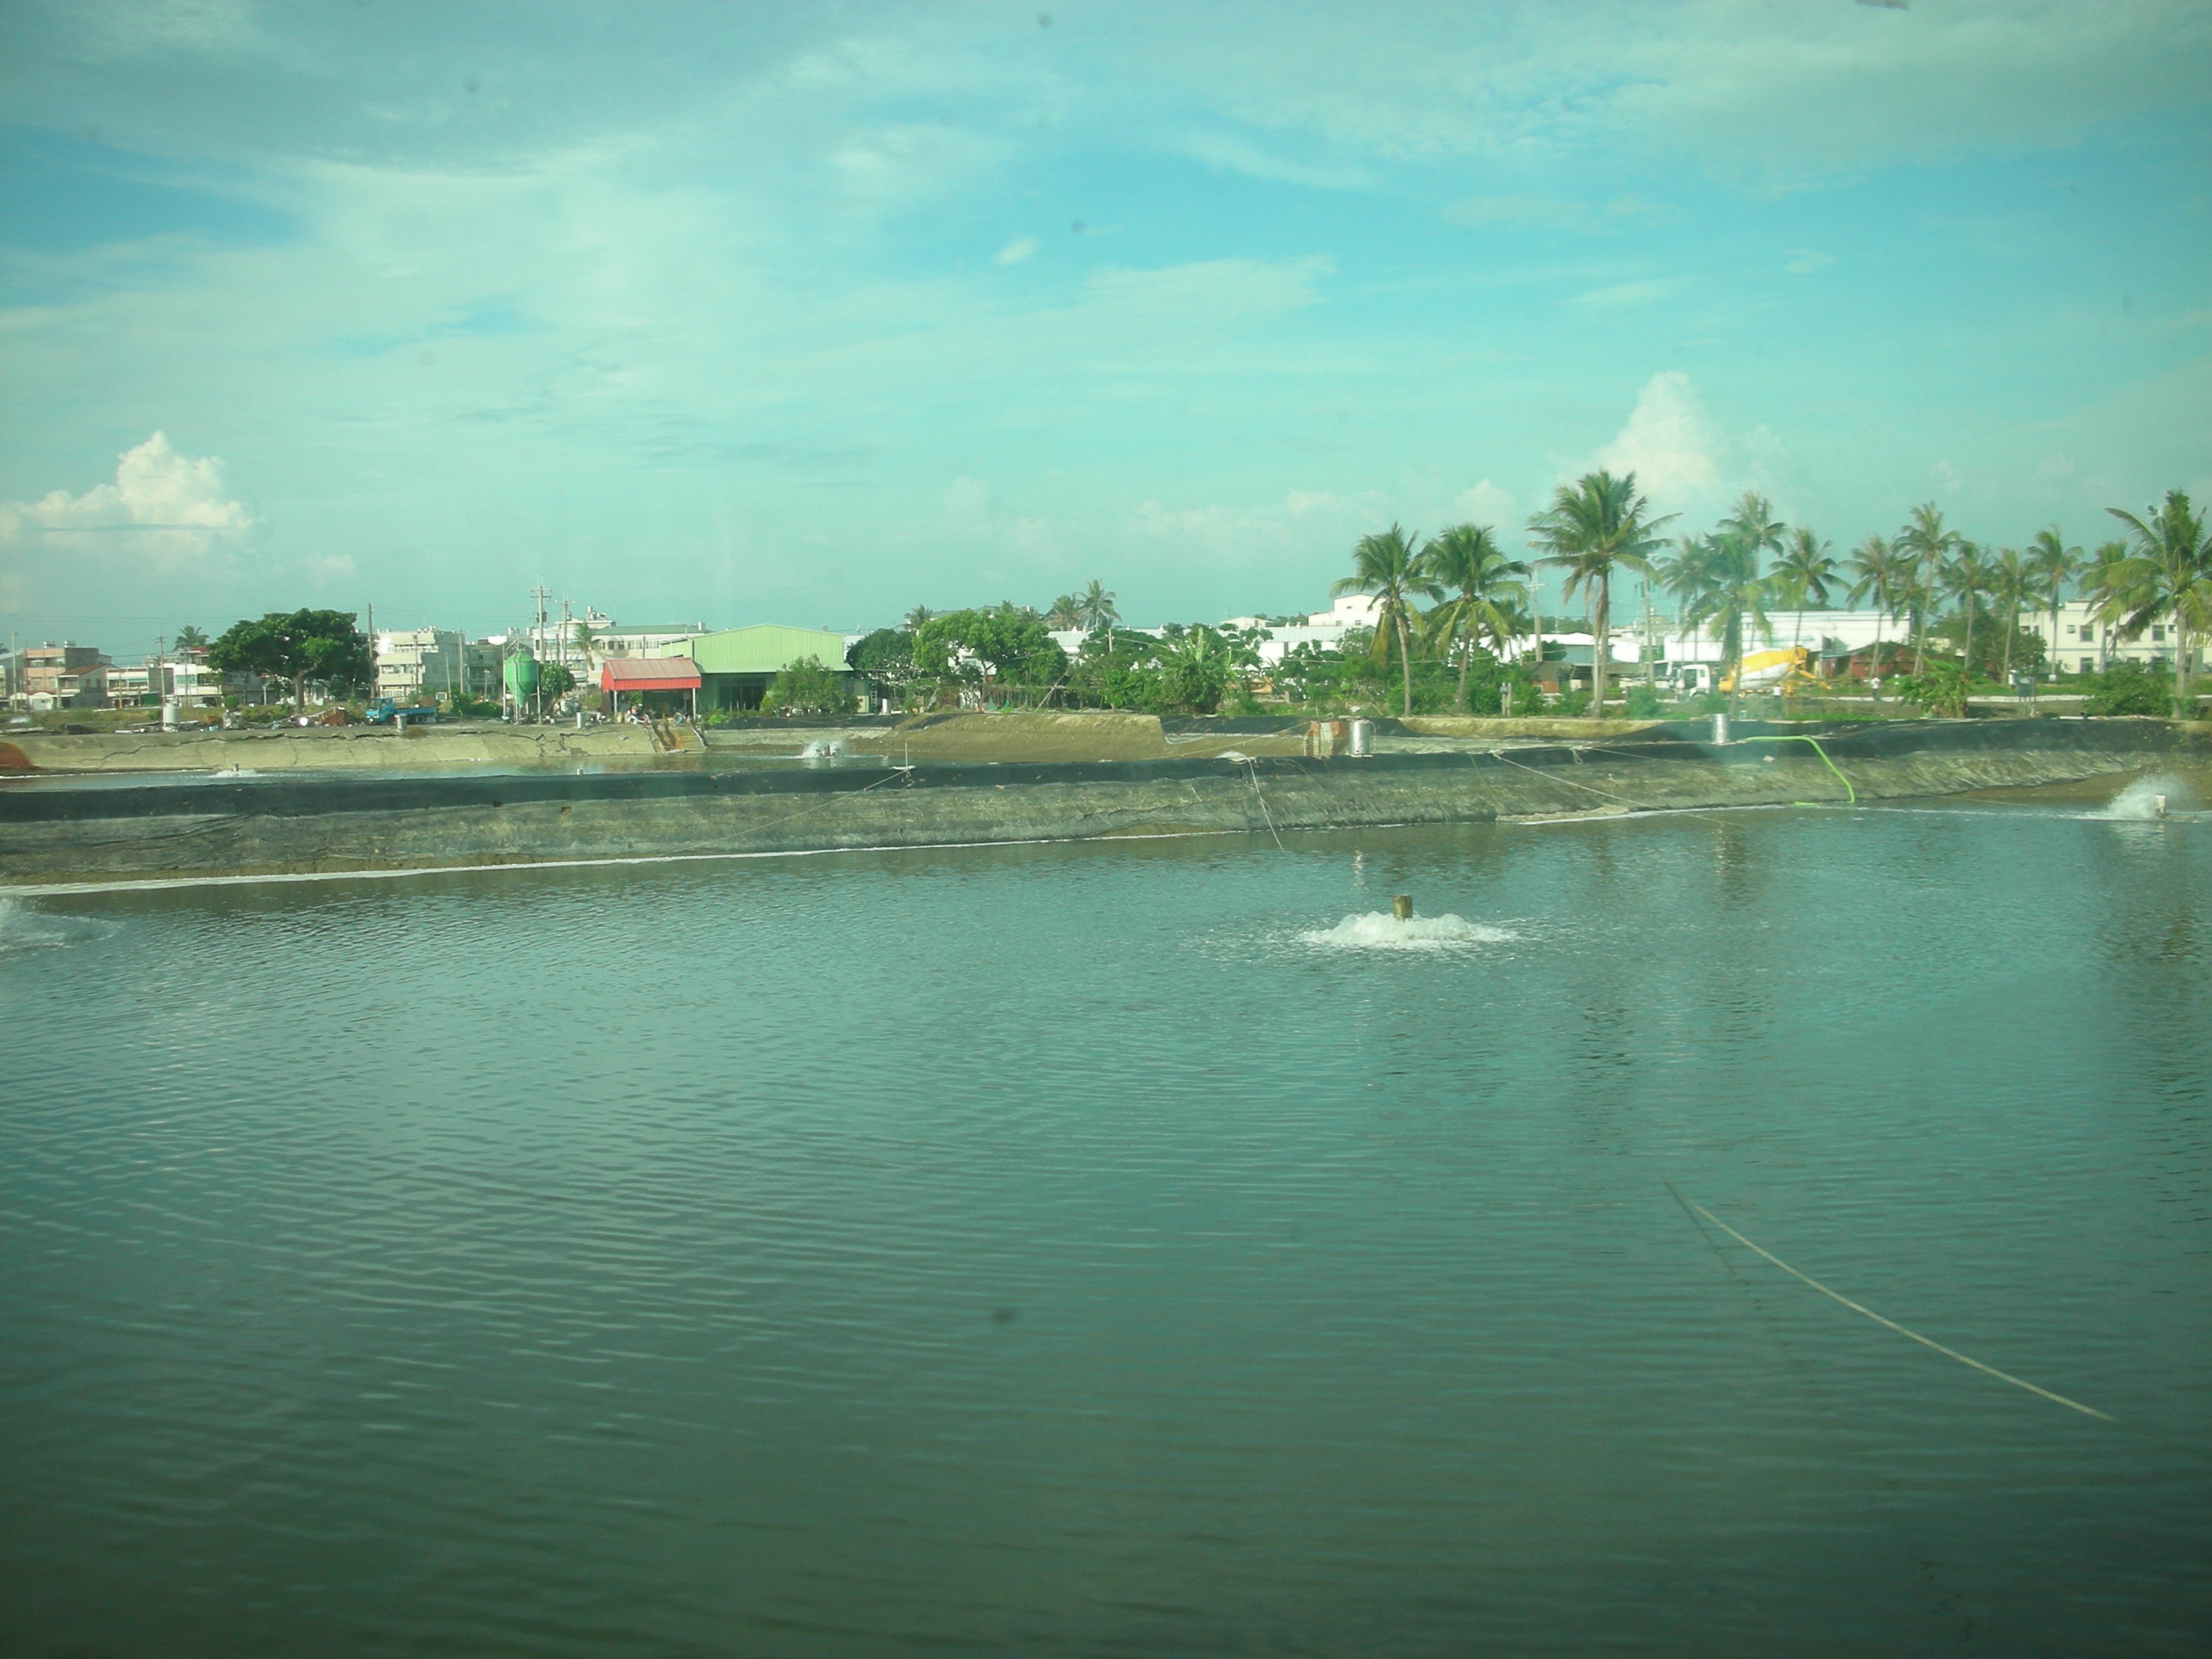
[1660,530,1770,704]
[1770,526,1837,658]
[1045,594,1083,631]
[1077,580,1120,654]
[1332,522,1442,716]
[570,619,599,680]
[1941,540,1991,678]
[174,624,210,651]
[1895,503,1959,672]
[1986,547,2037,684]
[2102,489,2212,713]
[1076,580,1118,632]
[2081,541,2130,671]
[1719,492,1789,572]
[1419,524,1530,712]
[1846,533,1910,698]
[903,604,935,632]
[1526,471,1675,716]
[2024,527,2080,676]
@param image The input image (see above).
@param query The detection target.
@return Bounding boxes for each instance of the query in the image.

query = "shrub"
[1623,683,1666,720]
[2082,662,2173,716]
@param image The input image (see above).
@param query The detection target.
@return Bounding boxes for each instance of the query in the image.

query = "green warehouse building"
[657,625,856,712]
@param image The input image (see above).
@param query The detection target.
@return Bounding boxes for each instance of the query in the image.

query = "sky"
[1,0,2207,657]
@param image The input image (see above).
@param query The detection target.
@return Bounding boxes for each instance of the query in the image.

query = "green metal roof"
[660,624,848,675]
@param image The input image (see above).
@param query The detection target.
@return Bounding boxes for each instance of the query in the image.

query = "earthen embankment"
[3,717,2203,888]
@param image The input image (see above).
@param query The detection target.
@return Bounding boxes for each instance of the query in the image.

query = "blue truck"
[364,698,440,725]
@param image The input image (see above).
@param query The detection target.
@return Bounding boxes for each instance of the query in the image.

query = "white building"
[109,650,230,707]
[2018,601,2198,677]
[520,612,707,681]
[375,629,504,702]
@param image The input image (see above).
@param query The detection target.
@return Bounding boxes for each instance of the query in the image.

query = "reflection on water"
[1,797,2208,1657]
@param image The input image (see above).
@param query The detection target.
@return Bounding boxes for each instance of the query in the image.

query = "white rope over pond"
[1670,1185,2115,1422]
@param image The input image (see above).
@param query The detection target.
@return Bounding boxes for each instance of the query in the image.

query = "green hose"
[1734,734,1856,805]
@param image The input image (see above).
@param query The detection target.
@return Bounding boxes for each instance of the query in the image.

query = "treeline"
[846,473,2210,720]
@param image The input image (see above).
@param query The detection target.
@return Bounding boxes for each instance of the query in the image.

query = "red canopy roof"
[601,656,701,691]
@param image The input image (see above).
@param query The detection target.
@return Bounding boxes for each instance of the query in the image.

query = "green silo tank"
[503,649,540,702]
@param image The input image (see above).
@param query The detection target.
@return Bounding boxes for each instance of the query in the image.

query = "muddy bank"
[4,718,2203,888]
[4,722,681,772]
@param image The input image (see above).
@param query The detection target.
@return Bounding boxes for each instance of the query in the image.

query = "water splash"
[2093,775,2189,821]
[1298,911,1515,951]
[798,738,847,761]
[0,896,104,956]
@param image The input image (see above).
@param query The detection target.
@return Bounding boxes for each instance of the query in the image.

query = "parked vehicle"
[364,698,439,724]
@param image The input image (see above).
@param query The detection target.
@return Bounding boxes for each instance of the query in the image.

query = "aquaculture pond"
[3,781,2207,1656]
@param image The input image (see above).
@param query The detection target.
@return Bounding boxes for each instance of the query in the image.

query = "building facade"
[2017,601,2198,678]
[660,624,851,711]
[108,650,234,708]
[10,644,112,709]
[375,630,504,702]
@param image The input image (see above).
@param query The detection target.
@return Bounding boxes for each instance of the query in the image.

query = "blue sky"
[1,0,2207,656]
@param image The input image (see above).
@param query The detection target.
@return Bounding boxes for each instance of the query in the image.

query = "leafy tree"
[1419,523,1530,712]
[847,627,915,701]
[2100,489,2212,714]
[2025,526,2079,674]
[1331,523,1441,716]
[760,655,857,716]
[1528,473,1674,716]
[911,606,1068,703]
[1154,626,1236,714]
[537,662,577,700]
[207,609,372,712]
[1895,502,1960,672]
[1846,532,1911,698]
[1893,661,1973,717]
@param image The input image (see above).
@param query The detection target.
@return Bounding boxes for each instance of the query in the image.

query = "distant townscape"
[7,475,2207,729]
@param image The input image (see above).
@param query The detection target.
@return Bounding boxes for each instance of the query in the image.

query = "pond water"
[3,786,2208,1655]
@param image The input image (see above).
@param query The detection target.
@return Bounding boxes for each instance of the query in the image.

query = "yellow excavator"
[1719,645,1822,695]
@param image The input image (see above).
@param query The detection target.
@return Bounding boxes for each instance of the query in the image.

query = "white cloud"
[1565,277,1682,312]
[993,236,1037,266]
[1591,372,1727,503]
[943,475,993,525]
[1451,479,1516,525]
[0,432,256,570]
[1181,133,1373,192]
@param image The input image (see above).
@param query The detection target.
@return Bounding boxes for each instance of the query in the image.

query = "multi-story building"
[11,643,112,710]
[375,629,504,702]
[108,649,233,708]
[519,613,708,682]
[2018,601,2199,678]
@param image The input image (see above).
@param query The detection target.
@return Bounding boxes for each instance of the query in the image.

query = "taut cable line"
[1667,1185,2115,1423]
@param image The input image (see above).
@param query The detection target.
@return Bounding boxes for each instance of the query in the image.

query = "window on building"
[2151,626,2165,643]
